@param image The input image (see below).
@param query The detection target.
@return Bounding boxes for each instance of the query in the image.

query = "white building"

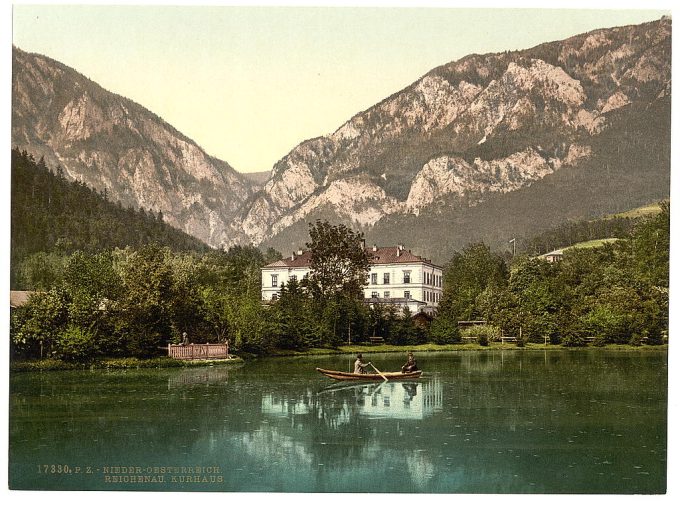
[261,244,443,314]
[541,249,564,263]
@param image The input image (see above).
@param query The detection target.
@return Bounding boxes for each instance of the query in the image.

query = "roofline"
[263,257,444,270]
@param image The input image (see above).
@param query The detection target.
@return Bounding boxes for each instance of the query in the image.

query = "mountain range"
[12,17,671,264]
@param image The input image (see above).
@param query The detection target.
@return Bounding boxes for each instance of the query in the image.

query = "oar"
[370,362,388,382]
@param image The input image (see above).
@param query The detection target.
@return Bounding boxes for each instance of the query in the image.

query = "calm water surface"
[9,350,667,493]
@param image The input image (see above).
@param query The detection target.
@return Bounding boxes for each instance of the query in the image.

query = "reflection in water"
[167,365,243,388]
[261,377,443,423]
[407,451,435,490]
[9,351,668,493]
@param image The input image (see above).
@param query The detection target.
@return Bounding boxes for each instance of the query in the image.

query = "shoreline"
[9,356,244,373]
[262,342,669,358]
[10,342,667,372]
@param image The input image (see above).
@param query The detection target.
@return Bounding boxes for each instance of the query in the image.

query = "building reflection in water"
[261,376,443,423]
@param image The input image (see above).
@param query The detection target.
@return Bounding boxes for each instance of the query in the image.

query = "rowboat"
[315,367,422,381]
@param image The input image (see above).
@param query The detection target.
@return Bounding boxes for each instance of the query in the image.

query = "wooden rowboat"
[315,367,422,381]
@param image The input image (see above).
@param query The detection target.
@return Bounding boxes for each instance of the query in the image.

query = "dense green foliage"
[11,244,283,361]
[434,202,669,346]
[515,214,644,256]
[306,220,371,298]
[11,148,209,289]
[11,202,668,362]
[10,144,669,361]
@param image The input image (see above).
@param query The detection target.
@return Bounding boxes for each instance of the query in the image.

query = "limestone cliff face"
[13,17,671,251]
[239,18,671,245]
[12,46,255,248]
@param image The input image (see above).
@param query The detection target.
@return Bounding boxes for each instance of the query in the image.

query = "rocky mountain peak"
[12,46,256,249]
[12,17,671,258]
[237,17,670,248]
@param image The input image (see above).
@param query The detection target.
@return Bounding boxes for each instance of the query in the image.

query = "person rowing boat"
[354,353,372,374]
[401,351,418,373]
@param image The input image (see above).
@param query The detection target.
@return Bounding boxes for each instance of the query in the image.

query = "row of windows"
[369,291,408,299]
[424,291,441,303]
[271,272,442,289]
[367,291,441,303]
[271,290,440,303]
[369,271,442,285]
[425,272,442,287]
[271,273,304,287]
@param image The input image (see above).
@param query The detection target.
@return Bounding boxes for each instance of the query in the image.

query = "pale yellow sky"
[12,3,670,173]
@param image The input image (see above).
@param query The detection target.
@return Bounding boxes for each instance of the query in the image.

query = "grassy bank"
[264,342,669,357]
[11,342,667,372]
[10,356,244,373]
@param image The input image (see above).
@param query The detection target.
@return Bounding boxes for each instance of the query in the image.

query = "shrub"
[562,334,587,347]
[460,325,501,344]
[429,318,460,344]
[54,325,99,362]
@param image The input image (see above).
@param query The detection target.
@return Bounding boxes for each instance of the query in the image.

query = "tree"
[391,307,424,346]
[306,220,370,299]
[115,244,175,357]
[273,278,316,349]
[16,252,67,290]
[428,316,460,344]
[506,257,563,342]
[200,287,234,343]
[11,288,70,359]
[438,243,508,322]
[304,221,371,345]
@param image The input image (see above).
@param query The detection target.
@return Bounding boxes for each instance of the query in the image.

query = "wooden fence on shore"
[168,343,229,360]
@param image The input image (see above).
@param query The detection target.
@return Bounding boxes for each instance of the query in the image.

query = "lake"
[9,350,667,493]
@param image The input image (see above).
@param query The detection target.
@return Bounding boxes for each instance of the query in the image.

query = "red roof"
[264,246,439,269]
[264,250,313,268]
[367,246,435,266]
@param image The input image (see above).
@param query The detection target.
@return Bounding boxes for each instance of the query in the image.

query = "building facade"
[261,244,443,314]
[541,249,564,263]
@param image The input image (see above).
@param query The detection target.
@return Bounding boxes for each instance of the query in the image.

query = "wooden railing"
[168,343,229,360]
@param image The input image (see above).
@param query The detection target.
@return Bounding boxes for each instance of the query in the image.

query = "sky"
[10,2,670,173]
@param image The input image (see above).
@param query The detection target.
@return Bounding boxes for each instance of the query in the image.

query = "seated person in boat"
[401,352,418,373]
[354,353,372,374]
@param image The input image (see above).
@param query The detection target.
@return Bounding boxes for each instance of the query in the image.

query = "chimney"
[297,249,303,256]
[398,244,404,251]
[360,239,366,250]
[372,244,378,252]
[291,253,295,261]
[397,246,401,257]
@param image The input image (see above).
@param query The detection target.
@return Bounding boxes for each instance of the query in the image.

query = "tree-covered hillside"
[11,148,210,288]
